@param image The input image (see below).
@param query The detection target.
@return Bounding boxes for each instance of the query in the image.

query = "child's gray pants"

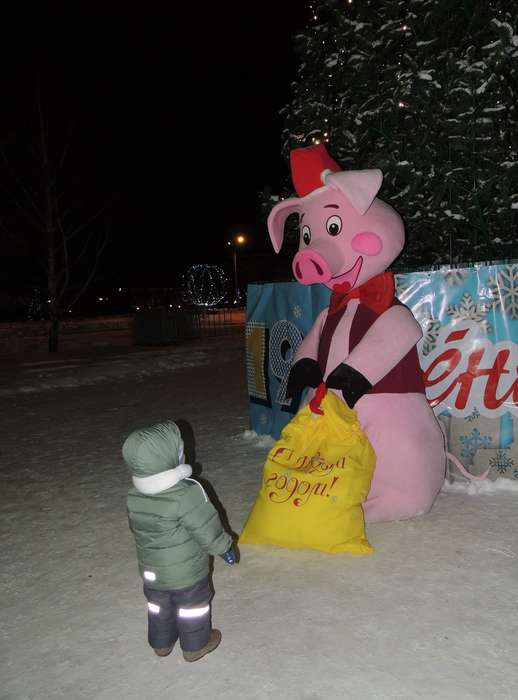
[143,577,211,652]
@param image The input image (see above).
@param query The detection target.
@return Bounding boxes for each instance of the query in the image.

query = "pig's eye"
[326,215,342,237]
[302,225,311,245]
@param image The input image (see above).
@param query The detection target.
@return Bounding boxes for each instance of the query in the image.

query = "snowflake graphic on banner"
[465,408,480,422]
[442,268,468,286]
[446,293,492,332]
[488,263,518,320]
[489,450,515,475]
[416,311,441,355]
[292,305,303,319]
[459,429,493,459]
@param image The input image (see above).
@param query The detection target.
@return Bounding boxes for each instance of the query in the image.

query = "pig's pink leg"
[355,394,446,523]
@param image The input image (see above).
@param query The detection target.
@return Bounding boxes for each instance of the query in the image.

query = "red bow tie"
[328,272,395,315]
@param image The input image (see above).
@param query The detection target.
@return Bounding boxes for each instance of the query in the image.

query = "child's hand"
[220,547,236,565]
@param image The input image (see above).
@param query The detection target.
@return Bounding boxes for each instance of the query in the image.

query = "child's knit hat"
[122,420,185,478]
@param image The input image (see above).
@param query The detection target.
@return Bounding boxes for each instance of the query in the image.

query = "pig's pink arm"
[344,305,422,385]
[293,308,328,363]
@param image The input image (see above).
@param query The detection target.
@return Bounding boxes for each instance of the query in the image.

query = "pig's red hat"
[290,143,342,197]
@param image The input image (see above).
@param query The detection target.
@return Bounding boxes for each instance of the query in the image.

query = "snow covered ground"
[1,333,517,700]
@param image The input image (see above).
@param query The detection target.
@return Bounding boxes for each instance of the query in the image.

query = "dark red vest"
[318,298,425,395]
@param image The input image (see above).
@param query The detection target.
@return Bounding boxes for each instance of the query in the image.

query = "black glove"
[325,363,372,408]
[285,358,323,399]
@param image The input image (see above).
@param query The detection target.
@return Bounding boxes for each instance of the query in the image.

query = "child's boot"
[182,629,221,662]
[153,643,174,657]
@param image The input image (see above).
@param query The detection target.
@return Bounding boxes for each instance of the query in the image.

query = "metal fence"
[133,307,245,345]
[190,307,245,337]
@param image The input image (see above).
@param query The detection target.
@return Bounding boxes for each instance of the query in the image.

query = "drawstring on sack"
[309,382,327,415]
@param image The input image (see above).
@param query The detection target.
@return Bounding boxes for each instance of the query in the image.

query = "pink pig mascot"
[268,144,446,523]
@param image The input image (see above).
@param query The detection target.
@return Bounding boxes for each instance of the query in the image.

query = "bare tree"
[0,100,109,352]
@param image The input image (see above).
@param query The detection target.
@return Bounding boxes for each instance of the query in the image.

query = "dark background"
[0,2,308,297]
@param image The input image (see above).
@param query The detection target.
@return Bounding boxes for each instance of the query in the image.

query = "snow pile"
[0,339,234,398]
[241,429,275,448]
[443,477,518,494]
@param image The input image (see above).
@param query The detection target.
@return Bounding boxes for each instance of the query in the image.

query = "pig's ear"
[267,198,301,253]
[324,169,383,215]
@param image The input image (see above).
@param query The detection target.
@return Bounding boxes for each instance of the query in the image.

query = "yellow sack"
[239,390,376,554]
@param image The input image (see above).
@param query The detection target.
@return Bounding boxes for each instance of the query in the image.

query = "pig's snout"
[292,250,332,285]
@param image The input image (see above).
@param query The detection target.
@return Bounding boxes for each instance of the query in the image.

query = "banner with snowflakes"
[246,261,518,481]
[396,261,518,481]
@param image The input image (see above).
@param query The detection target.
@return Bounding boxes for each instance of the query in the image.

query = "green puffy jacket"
[127,475,233,590]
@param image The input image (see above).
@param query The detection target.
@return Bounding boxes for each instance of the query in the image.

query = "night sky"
[1,2,308,291]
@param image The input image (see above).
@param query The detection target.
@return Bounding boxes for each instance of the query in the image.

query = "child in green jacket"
[123,420,235,662]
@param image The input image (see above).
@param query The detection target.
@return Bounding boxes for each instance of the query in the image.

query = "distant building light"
[98,297,104,301]
[136,306,140,311]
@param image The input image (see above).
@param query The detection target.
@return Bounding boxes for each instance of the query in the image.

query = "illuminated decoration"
[143,571,156,581]
[178,605,210,618]
[181,264,228,307]
[271,0,518,268]
[147,602,160,613]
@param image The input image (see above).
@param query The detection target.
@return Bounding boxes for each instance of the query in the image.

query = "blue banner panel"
[246,282,330,439]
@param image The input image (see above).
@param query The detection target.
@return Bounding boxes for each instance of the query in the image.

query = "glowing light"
[148,602,160,613]
[178,605,210,619]
[143,571,156,581]
[98,297,104,301]
[181,264,228,307]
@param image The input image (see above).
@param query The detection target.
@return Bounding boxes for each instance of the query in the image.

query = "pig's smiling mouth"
[329,256,363,290]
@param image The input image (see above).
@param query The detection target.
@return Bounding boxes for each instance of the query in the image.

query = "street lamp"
[227,234,246,304]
